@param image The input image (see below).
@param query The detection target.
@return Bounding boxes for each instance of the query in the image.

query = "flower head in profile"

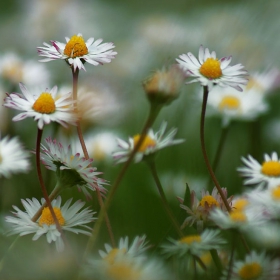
[177,45,248,91]
[222,251,280,280]
[4,83,77,129]
[0,136,30,178]
[113,121,184,164]
[40,137,107,199]
[37,33,117,72]
[5,196,96,251]
[237,152,280,188]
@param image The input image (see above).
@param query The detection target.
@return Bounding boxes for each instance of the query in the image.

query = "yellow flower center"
[238,262,262,280]
[107,263,141,280]
[219,96,241,110]
[2,62,23,83]
[199,195,220,208]
[32,93,56,114]
[233,199,249,212]
[261,161,280,176]
[246,78,264,91]
[133,134,157,152]
[104,248,127,264]
[64,35,88,58]
[229,211,247,223]
[271,185,280,200]
[180,235,201,244]
[38,207,65,226]
[199,58,222,79]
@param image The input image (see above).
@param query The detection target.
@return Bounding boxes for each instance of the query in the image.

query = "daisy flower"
[161,229,226,258]
[84,236,170,280]
[176,45,248,91]
[222,251,280,280]
[5,196,96,251]
[205,84,268,127]
[40,137,107,199]
[0,136,30,178]
[237,152,280,188]
[4,83,77,129]
[179,186,233,232]
[113,121,184,164]
[37,33,117,72]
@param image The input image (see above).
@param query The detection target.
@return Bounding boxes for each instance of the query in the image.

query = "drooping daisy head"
[4,83,77,130]
[37,33,117,72]
[5,196,96,251]
[40,137,107,199]
[205,84,268,127]
[237,152,280,188]
[176,45,248,91]
[179,186,233,232]
[223,251,280,280]
[0,136,30,178]
[113,121,184,164]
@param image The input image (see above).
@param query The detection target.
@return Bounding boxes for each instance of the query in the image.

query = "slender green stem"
[71,68,115,247]
[0,236,19,272]
[210,249,223,275]
[82,102,162,259]
[226,230,237,280]
[147,160,183,237]
[200,86,231,212]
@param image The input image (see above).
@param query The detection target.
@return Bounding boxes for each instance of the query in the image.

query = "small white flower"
[237,152,280,188]
[113,121,184,164]
[4,83,77,129]
[0,136,30,178]
[40,137,107,199]
[5,196,96,251]
[177,45,248,91]
[37,33,117,72]
[223,251,280,280]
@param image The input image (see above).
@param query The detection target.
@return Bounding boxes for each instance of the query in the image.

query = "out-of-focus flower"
[5,196,95,251]
[40,137,107,199]
[177,45,248,91]
[0,136,30,178]
[179,186,233,232]
[143,65,185,105]
[162,229,226,258]
[113,121,184,164]
[84,235,170,280]
[37,33,117,72]
[222,251,280,280]
[237,152,280,188]
[0,52,51,86]
[4,83,77,129]
[205,84,268,127]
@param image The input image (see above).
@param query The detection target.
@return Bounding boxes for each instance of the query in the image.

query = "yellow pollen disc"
[199,195,219,208]
[271,186,280,200]
[219,96,240,110]
[32,93,56,114]
[108,263,141,280]
[233,199,249,211]
[261,161,280,176]
[246,78,264,91]
[238,262,262,280]
[64,35,88,58]
[229,211,247,223]
[104,248,127,265]
[39,207,65,226]
[133,134,157,152]
[199,58,222,79]
[180,235,201,244]
[200,252,212,267]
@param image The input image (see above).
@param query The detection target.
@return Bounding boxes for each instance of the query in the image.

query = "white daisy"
[113,121,184,164]
[162,229,226,258]
[223,251,280,280]
[37,33,117,72]
[0,136,30,178]
[5,196,96,251]
[4,83,77,129]
[40,137,107,199]
[176,45,248,91]
[205,84,268,127]
[237,152,280,188]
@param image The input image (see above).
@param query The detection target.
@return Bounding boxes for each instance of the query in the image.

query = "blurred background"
[1,0,280,278]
